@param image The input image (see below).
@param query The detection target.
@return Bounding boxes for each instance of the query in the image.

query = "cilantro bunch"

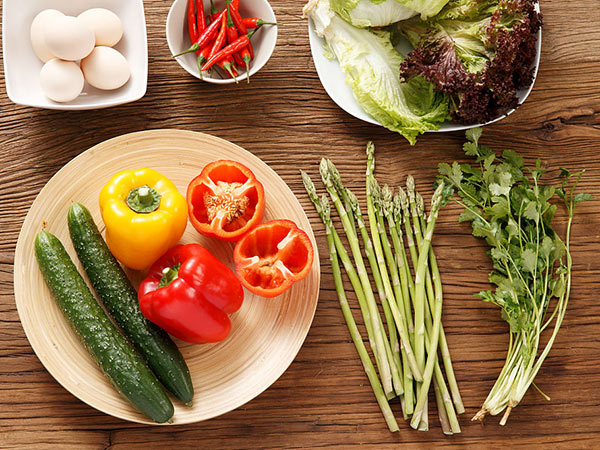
[438,128,590,425]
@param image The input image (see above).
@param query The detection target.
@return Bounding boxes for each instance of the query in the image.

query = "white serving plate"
[2,0,148,110]
[307,4,542,132]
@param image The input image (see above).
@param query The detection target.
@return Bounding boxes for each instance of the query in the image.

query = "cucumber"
[34,230,174,423]
[67,203,194,405]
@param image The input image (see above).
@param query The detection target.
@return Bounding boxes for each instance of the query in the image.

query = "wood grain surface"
[1,0,599,448]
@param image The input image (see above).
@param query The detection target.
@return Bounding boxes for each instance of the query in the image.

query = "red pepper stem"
[226,4,234,27]
[159,263,181,289]
[258,20,277,26]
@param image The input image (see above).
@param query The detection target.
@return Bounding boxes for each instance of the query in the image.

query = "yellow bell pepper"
[99,168,188,270]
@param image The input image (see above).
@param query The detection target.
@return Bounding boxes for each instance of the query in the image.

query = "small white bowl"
[2,0,147,110]
[167,0,277,84]
[307,3,541,132]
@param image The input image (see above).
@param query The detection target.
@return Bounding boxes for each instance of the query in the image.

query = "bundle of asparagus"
[301,143,463,433]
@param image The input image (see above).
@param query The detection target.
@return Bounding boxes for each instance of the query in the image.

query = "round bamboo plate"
[13,129,320,425]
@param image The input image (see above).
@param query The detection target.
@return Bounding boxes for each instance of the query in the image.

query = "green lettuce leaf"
[330,0,417,28]
[395,0,450,18]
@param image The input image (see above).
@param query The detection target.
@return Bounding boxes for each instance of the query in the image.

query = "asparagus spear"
[302,171,381,370]
[319,160,394,395]
[383,192,416,415]
[400,183,432,429]
[433,378,452,435]
[410,183,446,429]
[320,193,400,432]
[405,186,461,433]
[416,192,464,414]
[365,145,422,382]
[327,161,403,396]
[343,188,404,396]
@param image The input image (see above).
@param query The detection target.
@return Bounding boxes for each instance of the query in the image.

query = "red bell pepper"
[233,220,314,298]
[139,244,244,344]
[186,160,265,242]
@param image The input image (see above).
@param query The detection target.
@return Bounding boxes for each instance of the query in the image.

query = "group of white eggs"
[31,8,131,103]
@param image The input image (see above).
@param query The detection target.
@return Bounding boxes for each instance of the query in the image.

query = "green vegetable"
[397,0,450,18]
[398,0,541,124]
[303,0,450,144]
[318,159,395,395]
[364,147,422,381]
[438,128,590,424]
[34,230,174,423]
[330,0,417,28]
[327,162,404,396]
[302,182,400,432]
[67,203,194,405]
[302,142,463,433]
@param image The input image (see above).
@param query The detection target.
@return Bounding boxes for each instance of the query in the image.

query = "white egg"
[30,9,65,62]
[44,16,95,61]
[40,59,84,103]
[78,8,123,47]
[81,46,130,90]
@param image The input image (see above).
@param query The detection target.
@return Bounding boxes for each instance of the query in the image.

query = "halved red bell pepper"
[187,160,265,242]
[233,220,314,298]
[138,244,244,344]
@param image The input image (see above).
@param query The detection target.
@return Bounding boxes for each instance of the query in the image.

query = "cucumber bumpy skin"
[67,203,194,405]
[34,230,174,423]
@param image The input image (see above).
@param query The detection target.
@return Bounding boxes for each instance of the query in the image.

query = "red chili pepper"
[228,4,247,35]
[207,13,227,61]
[196,45,212,78]
[224,5,244,69]
[233,220,314,298]
[173,10,224,57]
[232,0,239,10]
[201,30,255,71]
[138,244,244,344]
[217,56,238,80]
[239,46,251,83]
[241,18,276,28]
[195,0,206,34]
[187,0,199,43]
[209,0,220,23]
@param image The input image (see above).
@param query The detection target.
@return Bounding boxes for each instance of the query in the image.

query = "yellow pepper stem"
[126,185,161,214]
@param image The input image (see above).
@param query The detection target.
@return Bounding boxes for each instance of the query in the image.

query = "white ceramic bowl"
[2,0,147,110]
[167,0,277,84]
[307,3,542,132]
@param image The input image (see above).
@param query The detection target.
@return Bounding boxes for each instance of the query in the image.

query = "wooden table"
[2,0,599,448]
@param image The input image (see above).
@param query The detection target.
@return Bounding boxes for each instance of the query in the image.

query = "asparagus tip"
[366,142,375,174]
[406,174,416,193]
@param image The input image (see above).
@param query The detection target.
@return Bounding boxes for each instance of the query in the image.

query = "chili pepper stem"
[197,55,205,79]
[223,62,239,82]
[243,57,251,83]
[173,44,199,58]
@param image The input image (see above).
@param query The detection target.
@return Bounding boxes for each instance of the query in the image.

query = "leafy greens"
[330,0,417,28]
[304,0,450,144]
[399,0,541,124]
[438,128,590,424]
